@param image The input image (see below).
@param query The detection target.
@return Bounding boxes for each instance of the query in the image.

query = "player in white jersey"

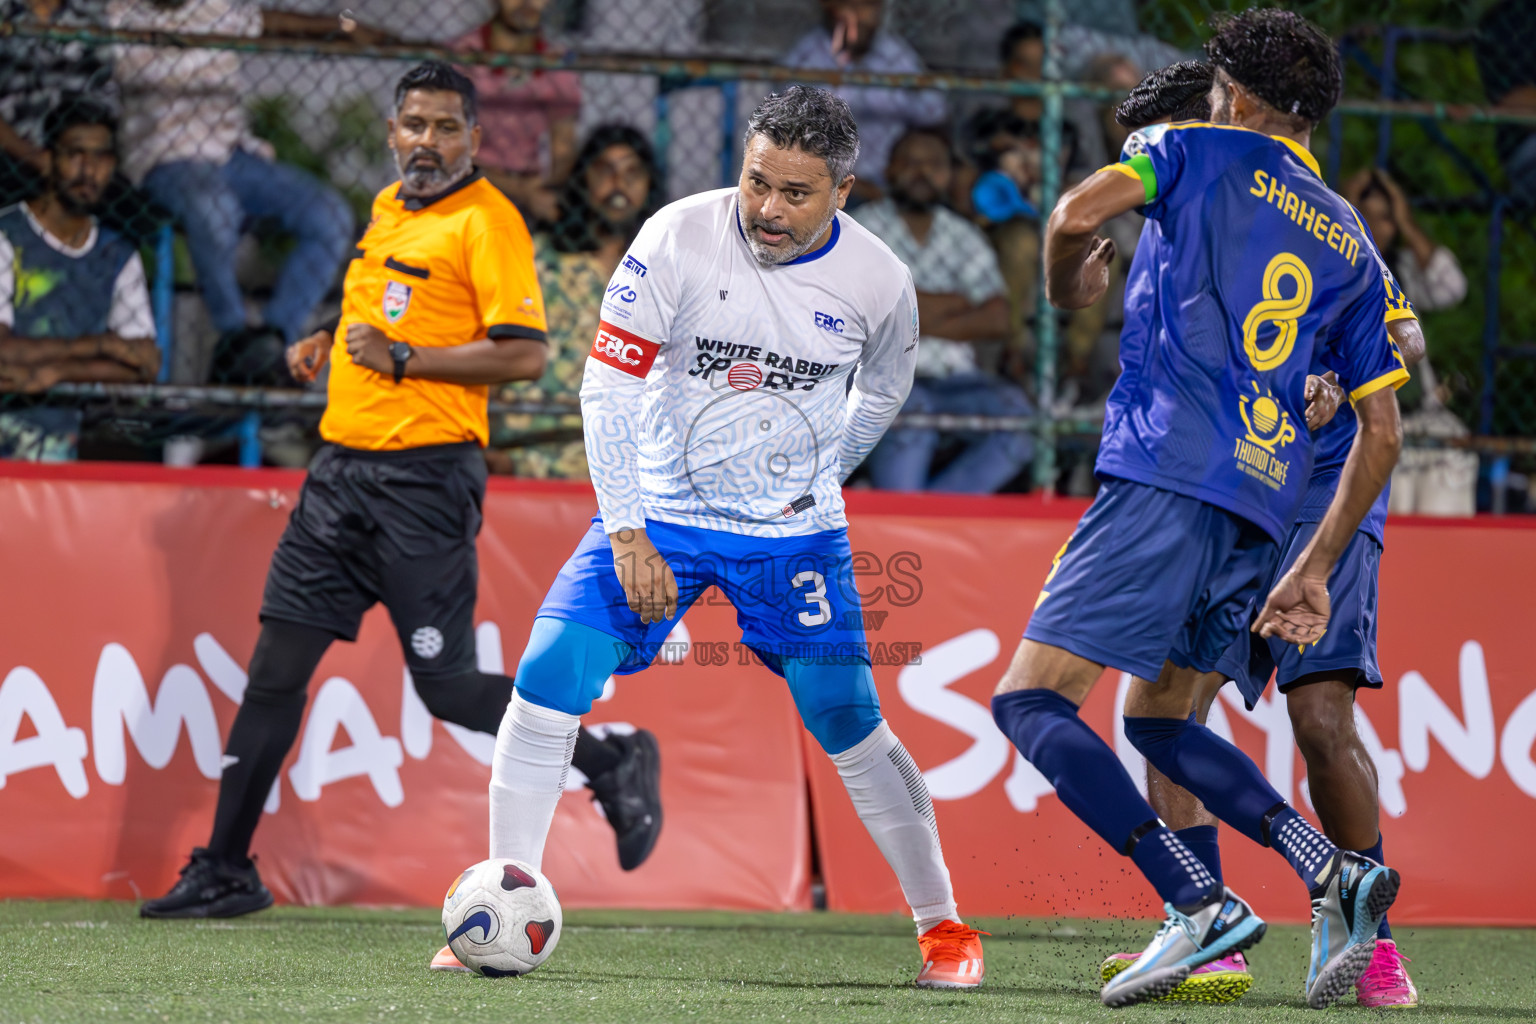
[451,87,985,987]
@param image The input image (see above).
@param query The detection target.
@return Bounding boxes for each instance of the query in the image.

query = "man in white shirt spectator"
[0,95,158,460]
[853,128,1032,492]
[783,0,945,202]
[107,0,355,381]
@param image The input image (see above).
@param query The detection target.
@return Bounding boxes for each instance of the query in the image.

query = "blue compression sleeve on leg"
[1176,825,1223,886]
[1357,835,1391,939]
[1125,714,1342,886]
[512,616,629,715]
[994,689,1215,907]
[783,657,883,755]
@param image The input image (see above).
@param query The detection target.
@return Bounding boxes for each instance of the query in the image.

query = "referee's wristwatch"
[389,342,414,384]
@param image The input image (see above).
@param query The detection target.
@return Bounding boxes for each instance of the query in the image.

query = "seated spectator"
[1344,168,1468,312]
[852,128,1032,493]
[997,21,1106,180]
[783,0,945,202]
[0,96,158,460]
[107,0,355,382]
[458,0,581,227]
[488,126,660,479]
[1476,0,1536,206]
[0,0,168,243]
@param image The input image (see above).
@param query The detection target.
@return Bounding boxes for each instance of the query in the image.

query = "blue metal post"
[154,223,174,383]
[720,79,738,187]
[653,85,671,190]
[238,410,262,468]
[1031,0,1064,492]
[1478,199,1506,436]
[1375,29,1398,167]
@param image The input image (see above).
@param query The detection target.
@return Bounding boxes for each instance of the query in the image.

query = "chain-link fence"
[0,0,1531,509]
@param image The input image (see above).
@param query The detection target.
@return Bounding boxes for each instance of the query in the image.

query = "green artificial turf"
[1,901,1531,1023]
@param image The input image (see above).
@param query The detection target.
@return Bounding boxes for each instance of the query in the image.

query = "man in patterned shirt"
[490,126,661,479]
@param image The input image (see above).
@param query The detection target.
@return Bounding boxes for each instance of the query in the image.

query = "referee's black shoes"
[139,847,275,919]
[586,729,664,871]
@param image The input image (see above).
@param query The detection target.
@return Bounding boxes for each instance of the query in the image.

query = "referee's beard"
[398,146,474,198]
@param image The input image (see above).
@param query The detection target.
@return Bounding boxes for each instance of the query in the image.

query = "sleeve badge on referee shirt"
[383,280,413,323]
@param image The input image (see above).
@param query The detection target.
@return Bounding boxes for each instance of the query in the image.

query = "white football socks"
[488,693,579,870]
[830,720,959,935]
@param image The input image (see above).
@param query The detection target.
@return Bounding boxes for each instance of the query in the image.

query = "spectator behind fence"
[0,0,169,243]
[853,128,1032,493]
[997,21,1107,180]
[489,125,661,479]
[783,0,945,201]
[1476,0,1536,207]
[107,0,355,383]
[1344,168,1468,312]
[0,96,158,460]
[458,0,581,227]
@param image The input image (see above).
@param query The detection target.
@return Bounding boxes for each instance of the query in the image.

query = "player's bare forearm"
[1388,317,1426,369]
[407,338,547,385]
[1294,387,1402,578]
[1044,169,1143,309]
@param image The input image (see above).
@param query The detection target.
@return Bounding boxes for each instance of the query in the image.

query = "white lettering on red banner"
[591,320,660,377]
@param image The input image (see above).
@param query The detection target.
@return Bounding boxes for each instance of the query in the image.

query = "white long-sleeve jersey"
[579,188,919,538]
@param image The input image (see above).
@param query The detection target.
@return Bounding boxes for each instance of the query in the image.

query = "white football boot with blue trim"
[1100,887,1267,1007]
[1305,851,1401,1008]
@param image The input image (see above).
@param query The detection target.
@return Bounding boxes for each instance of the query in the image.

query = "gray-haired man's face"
[736,134,852,266]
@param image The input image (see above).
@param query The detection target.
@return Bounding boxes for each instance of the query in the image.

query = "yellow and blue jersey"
[1103,122,1409,543]
[1298,210,1416,544]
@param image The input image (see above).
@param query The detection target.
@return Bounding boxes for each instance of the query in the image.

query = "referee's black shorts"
[260,440,488,678]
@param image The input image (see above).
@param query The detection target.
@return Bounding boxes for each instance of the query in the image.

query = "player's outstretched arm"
[1043,167,1146,309]
[1254,386,1402,644]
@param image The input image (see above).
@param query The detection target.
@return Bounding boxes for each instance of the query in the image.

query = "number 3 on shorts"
[792,570,831,626]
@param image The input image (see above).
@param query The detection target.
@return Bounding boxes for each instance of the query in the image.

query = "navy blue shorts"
[1216,521,1384,708]
[1024,478,1280,682]
[538,517,870,676]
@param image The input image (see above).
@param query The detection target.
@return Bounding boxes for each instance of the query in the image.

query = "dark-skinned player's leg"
[1286,673,1416,1006]
[1287,674,1379,851]
[1100,669,1250,1002]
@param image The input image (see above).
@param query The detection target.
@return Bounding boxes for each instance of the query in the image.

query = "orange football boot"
[915,920,988,989]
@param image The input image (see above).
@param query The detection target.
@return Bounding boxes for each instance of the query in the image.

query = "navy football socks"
[1357,835,1392,939]
[1175,824,1223,885]
[1124,713,1342,888]
[993,689,1216,908]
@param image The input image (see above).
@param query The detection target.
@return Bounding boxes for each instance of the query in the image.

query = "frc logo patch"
[383,280,412,322]
[814,311,844,334]
[591,320,660,378]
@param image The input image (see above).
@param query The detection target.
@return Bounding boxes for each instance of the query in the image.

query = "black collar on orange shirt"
[397,168,485,211]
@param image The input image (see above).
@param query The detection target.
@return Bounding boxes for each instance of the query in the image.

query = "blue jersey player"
[1097,58,1427,1009]
[988,10,1408,1009]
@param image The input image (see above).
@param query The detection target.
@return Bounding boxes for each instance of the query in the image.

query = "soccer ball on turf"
[441,858,562,977]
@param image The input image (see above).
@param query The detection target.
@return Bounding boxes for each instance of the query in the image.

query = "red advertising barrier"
[808,506,1536,926]
[3,465,1534,925]
[0,468,810,912]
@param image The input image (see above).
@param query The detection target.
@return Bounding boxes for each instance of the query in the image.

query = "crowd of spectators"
[0,0,1503,497]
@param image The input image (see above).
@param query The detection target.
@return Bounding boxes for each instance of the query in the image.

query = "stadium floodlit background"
[2,0,1534,510]
[5,3,1536,1023]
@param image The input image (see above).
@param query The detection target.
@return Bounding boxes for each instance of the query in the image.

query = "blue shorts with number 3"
[537,516,870,676]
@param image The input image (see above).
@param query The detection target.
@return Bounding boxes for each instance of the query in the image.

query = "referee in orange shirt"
[143,64,660,920]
